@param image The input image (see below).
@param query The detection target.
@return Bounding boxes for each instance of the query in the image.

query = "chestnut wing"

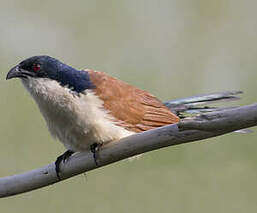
[88,70,180,132]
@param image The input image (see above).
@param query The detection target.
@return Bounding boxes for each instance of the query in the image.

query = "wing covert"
[87,70,180,133]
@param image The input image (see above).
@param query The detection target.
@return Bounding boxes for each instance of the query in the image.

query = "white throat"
[22,77,133,151]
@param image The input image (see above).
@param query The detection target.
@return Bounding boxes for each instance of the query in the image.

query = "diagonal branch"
[0,103,256,198]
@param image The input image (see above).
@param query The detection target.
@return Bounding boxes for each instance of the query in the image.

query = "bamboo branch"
[0,103,256,198]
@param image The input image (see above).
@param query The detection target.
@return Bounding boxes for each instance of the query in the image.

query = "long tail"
[164,91,242,118]
[164,91,252,133]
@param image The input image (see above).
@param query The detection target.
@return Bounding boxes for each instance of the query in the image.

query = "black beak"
[6,65,34,80]
[6,65,22,80]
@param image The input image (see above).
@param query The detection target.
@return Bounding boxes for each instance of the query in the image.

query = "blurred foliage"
[0,0,256,212]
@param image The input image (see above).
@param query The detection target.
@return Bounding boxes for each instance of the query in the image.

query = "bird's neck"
[50,67,95,93]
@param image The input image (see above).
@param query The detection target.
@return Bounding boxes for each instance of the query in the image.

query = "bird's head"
[6,55,95,93]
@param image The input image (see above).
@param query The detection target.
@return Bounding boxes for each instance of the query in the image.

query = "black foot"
[90,143,101,166]
[55,150,74,180]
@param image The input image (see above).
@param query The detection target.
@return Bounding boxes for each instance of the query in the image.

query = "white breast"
[21,77,134,152]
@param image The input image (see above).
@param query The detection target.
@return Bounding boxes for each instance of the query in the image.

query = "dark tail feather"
[164,91,252,133]
[163,91,243,118]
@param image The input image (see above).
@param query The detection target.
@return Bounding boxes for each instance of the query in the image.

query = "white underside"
[22,78,134,152]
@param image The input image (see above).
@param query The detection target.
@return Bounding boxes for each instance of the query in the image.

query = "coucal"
[7,56,242,179]
[6,55,181,178]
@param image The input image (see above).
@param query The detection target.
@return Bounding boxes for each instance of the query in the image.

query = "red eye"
[32,64,41,72]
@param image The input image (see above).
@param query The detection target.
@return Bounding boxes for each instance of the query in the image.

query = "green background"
[0,0,256,212]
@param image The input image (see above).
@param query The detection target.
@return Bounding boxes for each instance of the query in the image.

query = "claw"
[55,150,74,180]
[90,143,101,166]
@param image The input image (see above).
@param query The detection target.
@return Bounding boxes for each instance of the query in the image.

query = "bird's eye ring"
[32,64,41,72]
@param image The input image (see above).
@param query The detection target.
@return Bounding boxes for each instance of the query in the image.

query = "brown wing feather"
[87,70,180,133]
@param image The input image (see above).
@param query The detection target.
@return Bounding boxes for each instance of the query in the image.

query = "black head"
[7,55,95,93]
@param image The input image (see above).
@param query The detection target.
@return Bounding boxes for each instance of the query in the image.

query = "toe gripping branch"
[55,144,101,180]
[90,143,101,166]
[55,150,74,180]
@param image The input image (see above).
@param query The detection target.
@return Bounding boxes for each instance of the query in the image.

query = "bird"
[6,56,243,179]
[6,55,181,179]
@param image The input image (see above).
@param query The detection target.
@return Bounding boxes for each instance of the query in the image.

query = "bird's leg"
[55,150,74,180]
[90,143,102,166]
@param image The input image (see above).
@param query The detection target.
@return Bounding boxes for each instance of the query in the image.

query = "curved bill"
[6,65,34,80]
